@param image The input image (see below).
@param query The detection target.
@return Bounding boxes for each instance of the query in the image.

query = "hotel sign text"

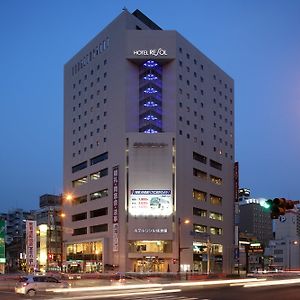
[133,48,167,56]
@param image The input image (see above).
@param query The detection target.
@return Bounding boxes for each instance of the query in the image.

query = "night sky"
[1,0,300,211]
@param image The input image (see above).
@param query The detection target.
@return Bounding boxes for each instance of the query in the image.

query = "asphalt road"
[2,277,300,300]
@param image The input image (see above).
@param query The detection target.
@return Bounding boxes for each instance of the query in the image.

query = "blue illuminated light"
[143,60,158,68]
[144,129,158,133]
[144,101,158,107]
[144,87,158,94]
[143,74,158,81]
[144,115,158,121]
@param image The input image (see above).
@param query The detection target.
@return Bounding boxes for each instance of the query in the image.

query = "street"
[1,277,300,300]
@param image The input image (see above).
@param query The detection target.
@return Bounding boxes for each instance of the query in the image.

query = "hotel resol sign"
[133,48,167,56]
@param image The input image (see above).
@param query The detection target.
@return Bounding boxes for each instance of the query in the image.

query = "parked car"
[15,275,69,296]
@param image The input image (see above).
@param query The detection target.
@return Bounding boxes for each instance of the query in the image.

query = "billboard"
[129,190,172,216]
[0,220,5,263]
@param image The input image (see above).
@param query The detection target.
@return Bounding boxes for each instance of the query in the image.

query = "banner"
[112,166,119,252]
[26,220,37,271]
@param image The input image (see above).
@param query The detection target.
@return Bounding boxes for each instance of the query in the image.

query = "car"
[15,275,69,296]
[66,273,81,280]
[110,273,150,285]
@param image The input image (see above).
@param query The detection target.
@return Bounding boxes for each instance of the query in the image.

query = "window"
[210,227,222,235]
[90,152,108,165]
[210,175,222,185]
[73,195,87,205]
[210,194,222,205]
[193,207,207,217]
[90,189,108,201]
[72,176,88,187]
[193,151,207,164]
[72,161,87,173]
[193,224,207,233]
[90,224,108,233]
[73,227,87,236]
[209,212,223,221]
[90,207,108,218]
[193,168,207,179]
[90,168,108,180]
[210,159,222,170]
[72,212,87,222]
[193,189,206,201]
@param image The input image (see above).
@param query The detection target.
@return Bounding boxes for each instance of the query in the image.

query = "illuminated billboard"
[129,190,172,216]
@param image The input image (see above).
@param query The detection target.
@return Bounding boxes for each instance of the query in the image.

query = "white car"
[15,275,69,296]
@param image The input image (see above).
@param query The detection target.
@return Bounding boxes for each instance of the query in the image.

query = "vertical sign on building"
[233,162,240,272]
[0,219,5,265]
[112,166,119,252]
[26,220,37,271]
[234,162,239,203]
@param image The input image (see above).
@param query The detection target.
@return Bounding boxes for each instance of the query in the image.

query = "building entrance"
[134,257,165,272]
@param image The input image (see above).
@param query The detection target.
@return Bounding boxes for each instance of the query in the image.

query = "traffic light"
[260,198,296,219]
[271,198,287,219]
[271,198,295,219]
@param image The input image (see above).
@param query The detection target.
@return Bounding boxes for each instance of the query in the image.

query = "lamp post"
[178,218,190,273]
[60,193,73,272]
[60,212,66,272]
[289,240,298,270]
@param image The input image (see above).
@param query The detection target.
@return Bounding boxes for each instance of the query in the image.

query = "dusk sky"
[1,0,300,212]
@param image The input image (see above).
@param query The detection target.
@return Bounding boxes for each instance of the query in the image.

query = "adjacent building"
[35,194,63,272]
[63,9,235,273]
[265,211,300,270]
[239,197,273,247]
[1,209,34,272]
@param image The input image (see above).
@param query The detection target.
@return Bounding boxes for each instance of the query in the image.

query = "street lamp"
[60,193,74,272]
[178,218,190,273]
[289,240,298,270]
[59,212,66,272]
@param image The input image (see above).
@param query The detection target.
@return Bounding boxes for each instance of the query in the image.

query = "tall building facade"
[63,9,235,273]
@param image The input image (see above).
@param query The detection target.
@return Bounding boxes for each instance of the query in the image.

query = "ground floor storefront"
[64,239,225,274]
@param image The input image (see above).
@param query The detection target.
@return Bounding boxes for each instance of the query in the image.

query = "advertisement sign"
[0,220,5,263]
[129,190,172,216]
[26,220,37,270]
[112,166,119,252]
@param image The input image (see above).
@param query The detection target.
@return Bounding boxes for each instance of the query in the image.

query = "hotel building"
[63,9,235,273]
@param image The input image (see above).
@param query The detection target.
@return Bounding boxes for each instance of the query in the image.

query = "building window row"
[72,208,108,222]
[193,189,222,206]
[72,223,108,236]
[193,223,223,235]
[72,168,108,187]
[72,139,106,157]
[72,190,108,205]
[193,208,223,221]
[193,168,223,186]
[72,161,88,173]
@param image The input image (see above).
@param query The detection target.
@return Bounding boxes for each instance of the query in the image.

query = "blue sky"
[0,0,300,211]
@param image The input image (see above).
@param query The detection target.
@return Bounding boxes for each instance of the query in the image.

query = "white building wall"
[63,10,235,273]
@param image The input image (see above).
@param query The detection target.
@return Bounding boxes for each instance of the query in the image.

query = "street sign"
[279,215,286,223]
